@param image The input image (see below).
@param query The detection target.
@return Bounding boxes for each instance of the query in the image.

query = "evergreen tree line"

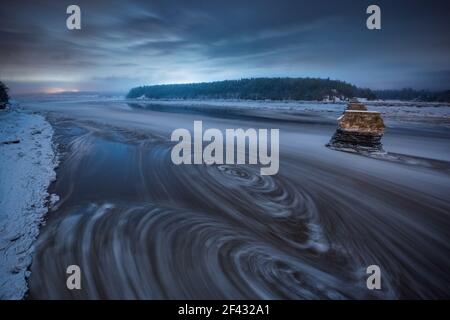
[127,78,450,102]
[127,78,378,101]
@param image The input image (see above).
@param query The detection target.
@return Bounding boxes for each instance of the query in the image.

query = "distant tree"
[0,81,10,107]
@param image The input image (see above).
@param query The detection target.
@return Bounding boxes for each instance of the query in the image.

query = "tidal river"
[21,98,450,299]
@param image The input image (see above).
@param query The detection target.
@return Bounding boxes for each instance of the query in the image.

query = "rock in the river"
[327,106,386,154]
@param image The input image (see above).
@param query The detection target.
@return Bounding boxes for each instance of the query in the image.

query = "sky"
[0,0,449,95]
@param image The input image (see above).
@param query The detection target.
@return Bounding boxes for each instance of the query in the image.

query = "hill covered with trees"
[127,78,377,101]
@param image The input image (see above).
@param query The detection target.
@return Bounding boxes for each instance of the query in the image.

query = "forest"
[127,78,377,101]
[128,78,450,102]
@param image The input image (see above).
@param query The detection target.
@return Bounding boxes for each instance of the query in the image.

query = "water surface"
[22,98,450,299]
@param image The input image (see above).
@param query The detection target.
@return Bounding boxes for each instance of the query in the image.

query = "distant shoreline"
[126,78,450,103]
[12,93,450,108]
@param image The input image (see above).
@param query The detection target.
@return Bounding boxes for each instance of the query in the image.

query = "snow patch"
[0,109,58,299]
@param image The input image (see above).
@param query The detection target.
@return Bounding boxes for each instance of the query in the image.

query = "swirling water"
[25,100,450,299]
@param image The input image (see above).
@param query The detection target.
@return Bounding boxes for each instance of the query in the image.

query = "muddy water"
[26,100,450,299]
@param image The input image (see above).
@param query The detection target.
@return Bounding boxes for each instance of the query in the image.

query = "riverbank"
[0,108,58,299]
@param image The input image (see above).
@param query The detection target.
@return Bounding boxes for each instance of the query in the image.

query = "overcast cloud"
[0,0,449,94]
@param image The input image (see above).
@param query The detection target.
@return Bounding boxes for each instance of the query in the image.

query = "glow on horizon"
[43,88,80,94]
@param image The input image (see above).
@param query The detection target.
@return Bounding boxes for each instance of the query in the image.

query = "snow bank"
[0,109,58,299]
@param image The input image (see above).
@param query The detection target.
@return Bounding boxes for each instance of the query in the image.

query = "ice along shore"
[0,108,58,299]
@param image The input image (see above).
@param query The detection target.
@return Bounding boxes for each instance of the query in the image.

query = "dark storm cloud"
[0,0,449,94]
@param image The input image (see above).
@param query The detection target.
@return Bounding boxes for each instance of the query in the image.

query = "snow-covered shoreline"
[124,98,450,127]
[0,108,58,299]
